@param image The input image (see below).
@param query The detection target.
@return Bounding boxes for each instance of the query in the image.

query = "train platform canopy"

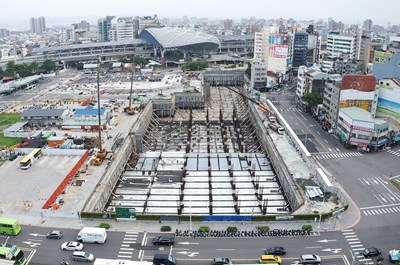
[140,27,221,51]
[0,75,42,94]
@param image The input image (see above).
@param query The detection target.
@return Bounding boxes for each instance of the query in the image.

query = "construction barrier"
[42,150,89,209]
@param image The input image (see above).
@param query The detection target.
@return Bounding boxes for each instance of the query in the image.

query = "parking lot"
[0,154,81,215]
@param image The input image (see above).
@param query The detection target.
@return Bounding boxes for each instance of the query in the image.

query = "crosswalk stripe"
[347,238,360,241]
[388,208,394,213]
[381,208,388,213]
[353,248,365,251]
[394,207,399,212]
[117,255,132,258]
[345,235,358,238]
[349,241,361,244]
[358,258,372,262]
[342,229,353,232]
[377,209,384,214]
[351,244,363,248]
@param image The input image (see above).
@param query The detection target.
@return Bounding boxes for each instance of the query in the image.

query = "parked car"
[152,235,175,246]
[72,251,94,262]
[299,254,321,264]
[361,247,382,258]
[61,241,83,251]
[259,255,282,264]
[265,246,286,255]
[213,257,233,265]
[46,230,63,239]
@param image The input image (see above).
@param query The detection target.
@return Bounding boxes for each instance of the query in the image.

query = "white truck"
[76,227,107,243]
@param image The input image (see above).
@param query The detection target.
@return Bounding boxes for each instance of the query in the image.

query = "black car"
[46,230,63,239]
[152,235,175,246]
[361,247,382,258]
[265,246,286,255]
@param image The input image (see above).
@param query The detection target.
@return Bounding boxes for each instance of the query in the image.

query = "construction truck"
[268,123,285,135]
[124,106,135,115]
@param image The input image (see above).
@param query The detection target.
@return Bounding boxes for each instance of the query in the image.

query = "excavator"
[225,86,275,117]
[124,71,135,115]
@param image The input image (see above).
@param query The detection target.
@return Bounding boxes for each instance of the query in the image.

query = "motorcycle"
[61,259,70,265]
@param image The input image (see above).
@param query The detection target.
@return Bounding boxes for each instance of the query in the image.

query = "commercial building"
[327,32,356,60]
[292,32,308,69]
[202,69,245,87]
[253,26,291,87]
[322,75,377,128]
[296,65,341,99]
[337,107,389,151]
[30,17,46,35]
[376,78,400,118]
[250,58,268,90]
[372,51,400,81]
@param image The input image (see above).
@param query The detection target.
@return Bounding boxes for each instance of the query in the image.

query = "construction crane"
[93,54,107,165]
[225,86,274,116]
[124,70,135,115]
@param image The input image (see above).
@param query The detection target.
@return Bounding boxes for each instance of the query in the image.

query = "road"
[7,223,398,265]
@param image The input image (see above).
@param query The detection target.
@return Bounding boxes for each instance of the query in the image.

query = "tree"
[301,93,323,111]
[5,61,16,76]
[245,62,251,78]
[246,52,254,58]
[41,59,56,73]
[0,66,4,79]
[181,61,208,71]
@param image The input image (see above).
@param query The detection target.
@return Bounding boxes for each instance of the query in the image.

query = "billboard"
[268,34,289,45]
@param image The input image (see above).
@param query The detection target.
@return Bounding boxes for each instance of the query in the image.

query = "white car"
[61,241,83,251]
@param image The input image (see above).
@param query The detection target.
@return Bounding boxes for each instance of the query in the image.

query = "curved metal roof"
[140,27,220,50]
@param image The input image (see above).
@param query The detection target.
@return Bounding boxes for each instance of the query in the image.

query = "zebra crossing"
[387,149,400,157]
[362,205,400,216]
[342,229,373,265]
[117,231,139,259]
[314,152,363,160]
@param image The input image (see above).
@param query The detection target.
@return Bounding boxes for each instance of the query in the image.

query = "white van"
[76,227,107,243]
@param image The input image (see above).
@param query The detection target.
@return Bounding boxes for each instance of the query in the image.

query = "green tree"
[5,61,16,76]
[245,62,251,78]
[301,93,323,109]
[0,66,4,78]
[181,61,208,71]
[41,59,56,73]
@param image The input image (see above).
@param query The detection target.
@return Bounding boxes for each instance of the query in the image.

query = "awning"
[317,115,325,121]
[371,139,388,147]
[392,136,400,142]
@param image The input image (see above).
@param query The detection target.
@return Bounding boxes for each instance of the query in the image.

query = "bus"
[0,244,26,264]
[0,218,22,235]
[20,148,42,169]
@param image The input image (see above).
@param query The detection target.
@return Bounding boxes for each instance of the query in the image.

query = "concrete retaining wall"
[14,148,86,156]
[247,103,304,211]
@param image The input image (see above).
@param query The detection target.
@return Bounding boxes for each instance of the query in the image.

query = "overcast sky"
[1,0,398,29]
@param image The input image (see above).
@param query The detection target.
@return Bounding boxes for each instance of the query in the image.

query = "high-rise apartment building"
[138,15,160,34]
[0,28,10,38]
[30,17,46,34]
[363,19,373,31]
[224,19,233,31]
[109,17,135,41]
[98,16,115,42]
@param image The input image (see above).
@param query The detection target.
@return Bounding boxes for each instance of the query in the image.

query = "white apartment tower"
[109,17,135,41]
[327,32,356,59]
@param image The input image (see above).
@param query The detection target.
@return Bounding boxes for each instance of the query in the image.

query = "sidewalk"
[11,199,360,234]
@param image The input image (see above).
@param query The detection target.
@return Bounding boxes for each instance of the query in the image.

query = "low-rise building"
[61,108,110,130]
[337,107,389,151]
[21,109,68,126]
